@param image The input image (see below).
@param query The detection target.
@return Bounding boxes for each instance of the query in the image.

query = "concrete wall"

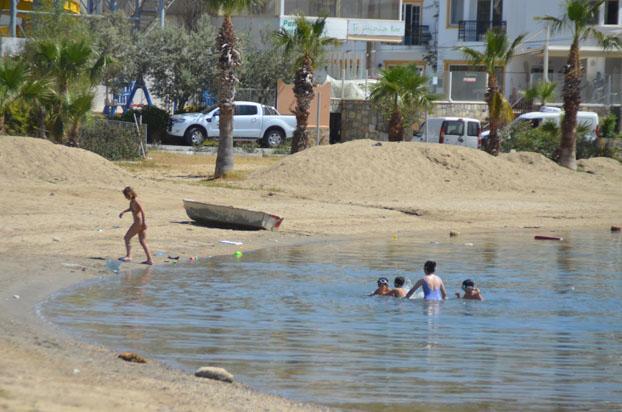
[0,37,25,56]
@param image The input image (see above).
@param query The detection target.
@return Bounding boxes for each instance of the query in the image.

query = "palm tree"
[29,38,108,143]
[60,88,95,146]
[460,29,525,155]
[370,64,436,141]
[274,15,337,153]
[537,0,621,170]
[20,77,54,139]
[206,0,263,178]
[0,60,31,134]
[523,81,557,109]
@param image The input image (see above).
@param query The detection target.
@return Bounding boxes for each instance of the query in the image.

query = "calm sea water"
[44,230,622,410]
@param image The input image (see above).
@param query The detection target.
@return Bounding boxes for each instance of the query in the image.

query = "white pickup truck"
[167,101,297,147]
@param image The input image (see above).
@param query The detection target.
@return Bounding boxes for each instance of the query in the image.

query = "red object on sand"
[612,226,621,232]
[534,235,563,241]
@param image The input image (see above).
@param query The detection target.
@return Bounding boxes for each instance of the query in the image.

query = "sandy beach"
[0,135,621,411]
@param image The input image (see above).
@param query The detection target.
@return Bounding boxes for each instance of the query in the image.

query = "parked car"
[481,107,600,142]
[413,117,482,149]
[167,101,297,147]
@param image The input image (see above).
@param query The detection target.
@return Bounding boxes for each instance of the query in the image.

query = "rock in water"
[194,367,234,383]
[118,352,147,363]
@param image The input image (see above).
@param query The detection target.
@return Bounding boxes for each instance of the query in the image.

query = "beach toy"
[534,235,563,241]
[234,251,243,258]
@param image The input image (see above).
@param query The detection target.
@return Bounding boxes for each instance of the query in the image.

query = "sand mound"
[245,140,565,202]
[0,136,131,185]
[577,157,622,177]
[500,151,564,174]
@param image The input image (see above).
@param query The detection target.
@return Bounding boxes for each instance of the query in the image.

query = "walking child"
[119,186,153,265]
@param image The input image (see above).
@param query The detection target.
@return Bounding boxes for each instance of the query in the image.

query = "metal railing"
[458,20,507,42]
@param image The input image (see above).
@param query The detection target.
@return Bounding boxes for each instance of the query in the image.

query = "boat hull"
[183,200,283,231]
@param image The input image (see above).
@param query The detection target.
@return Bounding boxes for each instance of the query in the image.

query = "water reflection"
[45,231,622,410]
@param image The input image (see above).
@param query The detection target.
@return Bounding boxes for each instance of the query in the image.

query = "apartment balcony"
[404,25,432,46]
[458,20,507,42]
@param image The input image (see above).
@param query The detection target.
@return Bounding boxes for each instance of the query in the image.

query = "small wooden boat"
[183,199,283,231]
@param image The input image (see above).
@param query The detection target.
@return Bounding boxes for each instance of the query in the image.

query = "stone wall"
[339,100,387,142]
[336,100,488,142]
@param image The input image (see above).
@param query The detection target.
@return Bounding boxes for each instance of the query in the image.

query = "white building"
[371,0,622,105]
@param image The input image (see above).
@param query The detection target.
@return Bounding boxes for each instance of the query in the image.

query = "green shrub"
[79,118,146,160]
[599,113,618,139]
[502,122,560,160]
[120,106,169,143]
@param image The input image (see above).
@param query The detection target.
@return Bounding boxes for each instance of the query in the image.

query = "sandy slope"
[0,136,620,411]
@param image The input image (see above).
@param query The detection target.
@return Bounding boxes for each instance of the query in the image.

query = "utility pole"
[9,0,17,37]
[543,24,550,83]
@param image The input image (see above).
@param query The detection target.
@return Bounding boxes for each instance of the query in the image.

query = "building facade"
[372,0,622,105]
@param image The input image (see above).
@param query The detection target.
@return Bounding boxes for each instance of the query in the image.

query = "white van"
[513,107,600,140]
[481,107,600,142]
[412,117,482,148]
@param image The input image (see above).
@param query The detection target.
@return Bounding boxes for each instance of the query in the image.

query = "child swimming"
[406,261,447,301]
[455,279,484,301]
[119,186,153,265]
[369,277,393,296]
[389,276,407,298]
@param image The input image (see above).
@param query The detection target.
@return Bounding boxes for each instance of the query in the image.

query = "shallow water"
[44,230,622,410]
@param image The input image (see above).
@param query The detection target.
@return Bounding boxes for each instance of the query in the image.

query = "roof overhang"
[546,45,622,58]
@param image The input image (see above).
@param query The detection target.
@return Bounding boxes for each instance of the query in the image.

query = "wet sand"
[0,136,620,410]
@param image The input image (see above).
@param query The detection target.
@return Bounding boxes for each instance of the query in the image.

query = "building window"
[403,2,422,45]
[448,0,464,26]
[605,0,619,25]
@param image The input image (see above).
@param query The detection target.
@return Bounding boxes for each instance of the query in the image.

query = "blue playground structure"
[103,79,154,118]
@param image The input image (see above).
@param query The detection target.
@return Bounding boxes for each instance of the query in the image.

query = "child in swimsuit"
[369,277,393,296]
[119,186,153,265]
[405,261,447,301]
[455,279,484,301]
[389,276,407,298]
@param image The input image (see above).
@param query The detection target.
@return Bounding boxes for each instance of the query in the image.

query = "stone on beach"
[612,226,621,232]
[118,352,147,363]
[194,367,234,383]
[449,231,460,237]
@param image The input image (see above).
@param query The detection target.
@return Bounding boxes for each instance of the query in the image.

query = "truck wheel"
[184,126,206,146]
[263,128,285,148]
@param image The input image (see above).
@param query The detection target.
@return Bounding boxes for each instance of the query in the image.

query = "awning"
[545,45,622,58]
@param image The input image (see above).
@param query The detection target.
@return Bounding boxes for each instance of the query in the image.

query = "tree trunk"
[37,107,47,139]
[388,106,404,141]
[214,16,240,178]
[559,37,581,170]
[67,122,80,147]
[291,56,314,154]
[485,73,500,155]
[0,113,5,135]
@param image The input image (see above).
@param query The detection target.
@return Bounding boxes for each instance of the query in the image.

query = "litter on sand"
[220,240,244,246]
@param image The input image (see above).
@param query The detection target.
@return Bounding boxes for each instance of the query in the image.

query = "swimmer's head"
[123,186,136,200]
[394,276,405,288]
[377,277,389,287]
[462,279,475,291]
[424,260,436,275]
